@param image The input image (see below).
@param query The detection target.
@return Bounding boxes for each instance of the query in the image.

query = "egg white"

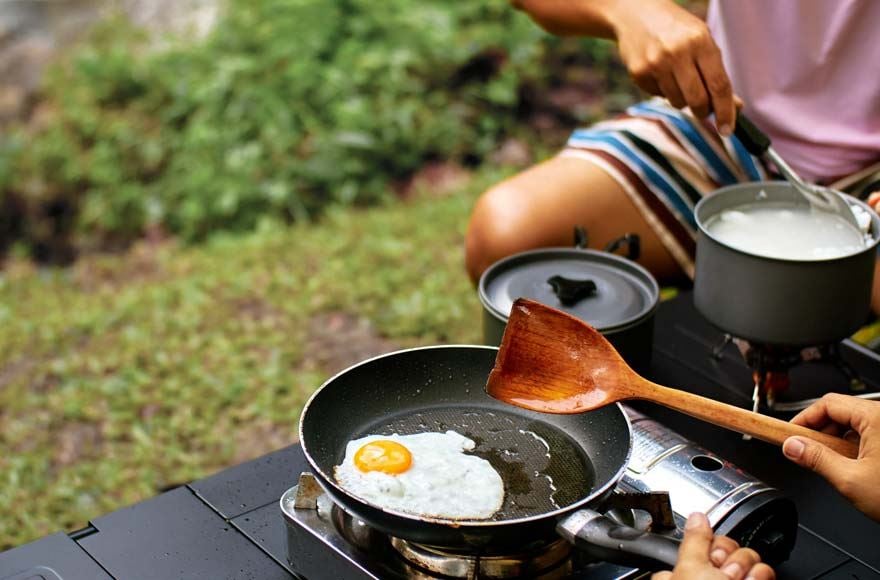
[334,430,505,520]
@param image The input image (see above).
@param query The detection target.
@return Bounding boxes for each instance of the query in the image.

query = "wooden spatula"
[486,298,859,459]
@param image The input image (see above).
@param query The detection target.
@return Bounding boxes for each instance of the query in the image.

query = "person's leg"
[465,155,685,284]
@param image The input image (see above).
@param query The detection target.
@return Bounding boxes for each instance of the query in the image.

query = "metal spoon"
[733,112,860,229]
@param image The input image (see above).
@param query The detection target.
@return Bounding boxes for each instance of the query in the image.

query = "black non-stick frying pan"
[299,345,679,563]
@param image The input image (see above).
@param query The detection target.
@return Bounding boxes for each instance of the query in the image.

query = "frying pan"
[299,345,681,564]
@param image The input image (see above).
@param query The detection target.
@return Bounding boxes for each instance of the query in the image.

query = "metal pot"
[694,182,880,346]
[478,232,660,373]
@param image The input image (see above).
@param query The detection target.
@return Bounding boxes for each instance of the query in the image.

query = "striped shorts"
[560,98,771,278]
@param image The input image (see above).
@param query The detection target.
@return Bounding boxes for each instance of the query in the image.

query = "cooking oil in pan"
[364,407,595,521]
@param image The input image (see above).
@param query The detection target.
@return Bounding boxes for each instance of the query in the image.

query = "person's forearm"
[510,0,639,39]
[512,0,737,132]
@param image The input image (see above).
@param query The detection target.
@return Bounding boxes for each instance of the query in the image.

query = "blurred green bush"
[0,0,623,259]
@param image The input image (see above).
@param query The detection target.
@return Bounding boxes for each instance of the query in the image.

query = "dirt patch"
[51,421,103,469]
[489,138,533,168]
[231,296,286,324]
[303,311,399,375]
[72,237,171,293]
[395,161,472,199]
[139,403,162,421]
[0,357,37,392]
[233,420,293,464]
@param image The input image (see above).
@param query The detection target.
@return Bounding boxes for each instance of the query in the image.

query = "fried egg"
[333,430,504,520]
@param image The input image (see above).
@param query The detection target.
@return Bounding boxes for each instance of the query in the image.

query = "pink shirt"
[708,0,880,182]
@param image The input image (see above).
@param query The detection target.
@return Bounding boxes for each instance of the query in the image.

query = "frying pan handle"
[733,111,771,157]
[557,509,680,569]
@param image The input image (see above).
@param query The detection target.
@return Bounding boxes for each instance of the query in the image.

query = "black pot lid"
[479,248,660,330]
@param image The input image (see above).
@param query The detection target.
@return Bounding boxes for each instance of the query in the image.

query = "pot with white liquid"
[694,181,880,346]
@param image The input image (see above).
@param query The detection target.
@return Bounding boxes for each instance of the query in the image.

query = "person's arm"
[782,394,880,522]
[652,513,775,580]
[511,0,737,134]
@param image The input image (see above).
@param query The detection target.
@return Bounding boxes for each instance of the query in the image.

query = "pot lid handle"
[604,234,641,261]
[547,275,597,306]
[573,227,642,262]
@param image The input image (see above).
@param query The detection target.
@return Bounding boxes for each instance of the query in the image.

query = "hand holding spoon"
[734,113,860,229]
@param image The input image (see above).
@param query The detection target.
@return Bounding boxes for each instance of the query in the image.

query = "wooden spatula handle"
[646,383,859,459]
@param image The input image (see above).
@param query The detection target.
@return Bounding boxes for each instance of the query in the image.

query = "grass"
[0,166,513,549]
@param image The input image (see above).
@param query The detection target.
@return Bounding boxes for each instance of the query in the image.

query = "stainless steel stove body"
[280,407,797,579]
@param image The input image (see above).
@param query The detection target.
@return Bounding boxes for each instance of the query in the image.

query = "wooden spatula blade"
[485,299,860,459]
[486,298,633,413]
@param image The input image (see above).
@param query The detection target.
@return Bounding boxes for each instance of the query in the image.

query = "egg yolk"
[354,440,412,474]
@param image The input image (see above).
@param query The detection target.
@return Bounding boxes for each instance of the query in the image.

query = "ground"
[0,166,515,549]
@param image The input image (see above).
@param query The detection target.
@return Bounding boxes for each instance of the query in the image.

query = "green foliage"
[1,0,559,246]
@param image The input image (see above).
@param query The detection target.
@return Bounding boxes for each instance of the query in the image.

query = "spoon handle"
[641,382,859,459]
[733,112,771,157]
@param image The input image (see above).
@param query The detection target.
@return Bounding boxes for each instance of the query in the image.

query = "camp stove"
[711,335,876,412]
[280,408,797,580]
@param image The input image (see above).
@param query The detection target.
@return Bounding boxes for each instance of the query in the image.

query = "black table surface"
[2,293,879,580]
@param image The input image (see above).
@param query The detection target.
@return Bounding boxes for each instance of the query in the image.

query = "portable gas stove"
[281,407,797,580]
[711,334,880,413]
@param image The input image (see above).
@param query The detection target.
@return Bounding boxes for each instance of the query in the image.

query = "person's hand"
[652,512,775,580]
[610,0,736,134]
[783,393,880,521]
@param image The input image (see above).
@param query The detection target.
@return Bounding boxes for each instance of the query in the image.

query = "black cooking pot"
[694,182,880,346]
[478,231,660,373]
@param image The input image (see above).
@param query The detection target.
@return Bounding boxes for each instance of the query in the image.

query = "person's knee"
[465,184,527,284]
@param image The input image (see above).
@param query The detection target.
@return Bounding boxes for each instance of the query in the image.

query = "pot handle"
[733,112,771,157]
[573,226,589,249]
[604,233,641,261]
[572,227,641,261]
[557,509,680,569]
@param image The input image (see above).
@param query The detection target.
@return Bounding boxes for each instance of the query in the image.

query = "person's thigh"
[465,155,684,283]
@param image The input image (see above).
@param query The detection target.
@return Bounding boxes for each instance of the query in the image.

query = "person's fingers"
[868,191,880,211]
[651,572,673,580]
[819,423,846,437]
[657,72,687,109]
[790,404,833,431]
[783,436,857,489]
[672,59,711,119]
[695,47,734,134]
[710,535,739,566]
[747,562,777,580]
[791,393,868,434]
[628,61,662,97]
[677,512,713,564]
[719,547,761,580]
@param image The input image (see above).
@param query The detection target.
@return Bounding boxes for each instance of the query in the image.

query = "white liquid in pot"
[704,201,871,260]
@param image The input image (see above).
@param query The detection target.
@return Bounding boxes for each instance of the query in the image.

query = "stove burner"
[712,335,867,411]
[389,537,572,579]
[321,481,576,579]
